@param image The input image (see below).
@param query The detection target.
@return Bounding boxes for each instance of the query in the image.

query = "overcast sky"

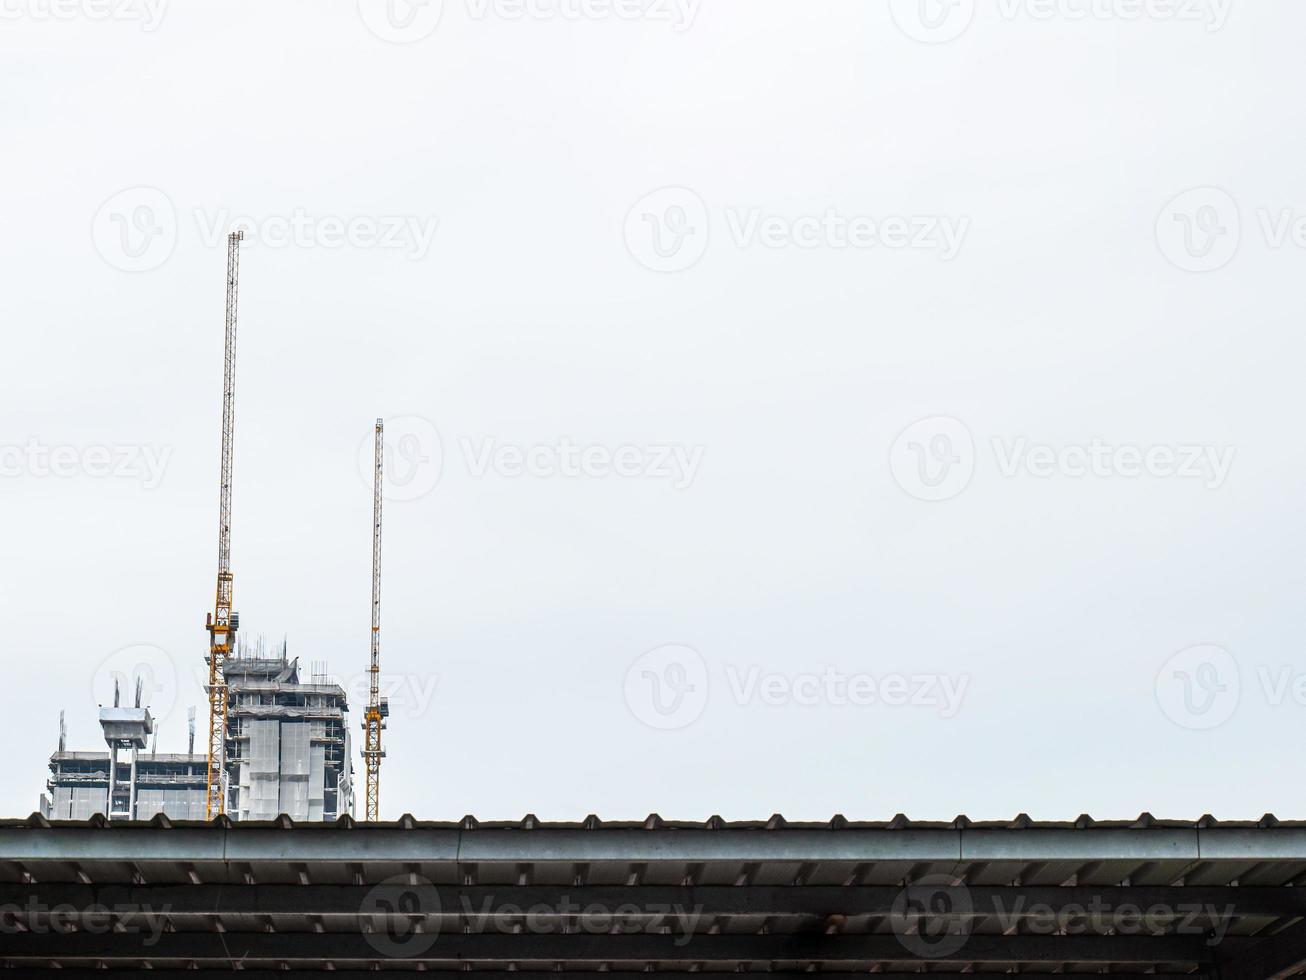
[1,0,1303,822]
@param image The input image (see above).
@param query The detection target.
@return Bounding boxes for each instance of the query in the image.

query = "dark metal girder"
[1214,918,1306,980]
[24,973,1214,980]
[0,931,1241,964]
[0,882,1296,920]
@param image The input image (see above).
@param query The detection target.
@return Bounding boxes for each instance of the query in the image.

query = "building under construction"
[41,232,381,827]
[41,645,355,823]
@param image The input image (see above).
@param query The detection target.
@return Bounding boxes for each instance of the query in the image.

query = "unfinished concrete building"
[41,645,355,822]
[224,646,355,822]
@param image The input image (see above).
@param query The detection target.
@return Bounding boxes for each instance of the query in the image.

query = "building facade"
[41,651,354,822]
[224,653,354,822]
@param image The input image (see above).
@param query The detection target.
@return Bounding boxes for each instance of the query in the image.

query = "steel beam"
[0,883,1298,920]
[0,931,1241,964]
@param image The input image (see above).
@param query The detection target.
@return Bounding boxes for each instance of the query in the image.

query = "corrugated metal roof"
[7,810,1306,830]
[3,813,1306,977]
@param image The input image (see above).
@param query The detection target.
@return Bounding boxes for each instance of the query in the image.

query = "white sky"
[1,0,1304,822]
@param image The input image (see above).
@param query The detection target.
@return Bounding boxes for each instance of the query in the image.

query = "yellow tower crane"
[363,419,389,821]
[204,230,244,819]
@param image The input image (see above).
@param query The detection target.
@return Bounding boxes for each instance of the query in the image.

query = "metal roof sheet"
[3,814,1306,977]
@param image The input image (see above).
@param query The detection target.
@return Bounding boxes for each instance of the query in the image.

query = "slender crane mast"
[363,419,387,821]
[204,230,244,819]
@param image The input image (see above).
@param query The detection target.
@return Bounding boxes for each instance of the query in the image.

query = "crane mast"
[363,419,387,821]
[204,230,243,819]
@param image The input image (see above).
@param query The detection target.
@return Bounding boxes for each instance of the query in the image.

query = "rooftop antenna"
[58,710,66,754]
